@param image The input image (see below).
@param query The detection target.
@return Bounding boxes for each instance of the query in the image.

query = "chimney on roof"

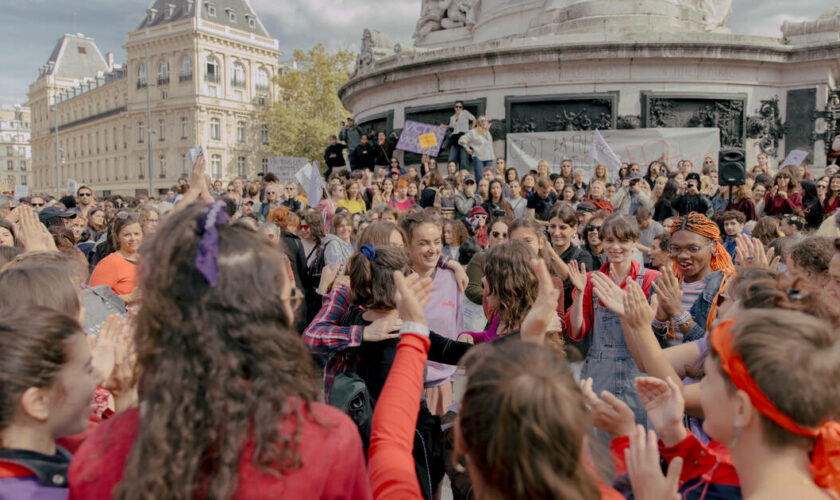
[106,52,114,70]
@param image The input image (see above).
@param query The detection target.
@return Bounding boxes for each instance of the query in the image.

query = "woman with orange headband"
[652,212,734,345]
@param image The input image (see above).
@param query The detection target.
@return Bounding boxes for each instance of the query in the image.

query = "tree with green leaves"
[263,44,354,162]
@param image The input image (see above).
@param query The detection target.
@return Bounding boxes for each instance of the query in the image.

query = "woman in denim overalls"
[566,215,658,427]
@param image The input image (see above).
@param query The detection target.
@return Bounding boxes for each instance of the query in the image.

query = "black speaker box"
[719,149,746,186]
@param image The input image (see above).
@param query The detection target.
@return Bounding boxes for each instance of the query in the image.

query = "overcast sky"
[1,0,835,105]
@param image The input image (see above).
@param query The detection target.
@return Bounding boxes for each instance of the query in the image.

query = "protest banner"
[14,185,28,199]
[780,149,808,168]
[396,120,446,156]
[267,157,309,184]
[507,128,720,179]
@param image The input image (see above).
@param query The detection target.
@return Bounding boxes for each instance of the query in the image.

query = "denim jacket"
[685,270,725,342]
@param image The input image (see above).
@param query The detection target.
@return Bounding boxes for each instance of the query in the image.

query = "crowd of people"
[1,116,839,500]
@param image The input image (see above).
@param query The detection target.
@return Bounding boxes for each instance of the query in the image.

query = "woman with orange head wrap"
[651,211,733,345]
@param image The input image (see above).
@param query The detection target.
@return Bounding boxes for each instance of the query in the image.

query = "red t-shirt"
[69,402,371,500]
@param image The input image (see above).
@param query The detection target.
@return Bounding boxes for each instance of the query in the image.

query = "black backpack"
[327,371,374,453]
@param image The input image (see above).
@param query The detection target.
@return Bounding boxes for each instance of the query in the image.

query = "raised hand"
[621,281,659,332]
[520,258,562,345]
[14,205,57,252]
[317,262,344,294]
[651,264,682,318]
[591,271,626,316]
[735,234,780,271]
[626,426,682,500]
[567,260,587,293]
[635,377,686,446]
[393,271,433,326]
[580,378,636,438]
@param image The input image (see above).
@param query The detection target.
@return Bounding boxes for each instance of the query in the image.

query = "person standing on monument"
[339,116,363,170]
[350,134,377,173]
[459,115,495,183]
[441,101,475,171]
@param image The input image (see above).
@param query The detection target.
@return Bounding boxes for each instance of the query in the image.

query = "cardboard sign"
[418,133,438,149]
[267,157,309,184]
[780,149,808,168]
[14,185,28,199]
[396,120,446,156]
[0,177,13,193]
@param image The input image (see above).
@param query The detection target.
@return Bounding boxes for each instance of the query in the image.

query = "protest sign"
[186,146,203,166]
[295,163,325,208]
[67,178,79,197]
[507,128,720,179]
[396,120,446,156]
[0,177,13,193]
[14,185,28,199]
[780,149,808,168]
[267,157,309,184]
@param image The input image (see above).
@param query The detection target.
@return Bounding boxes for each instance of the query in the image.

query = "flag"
[295,163,325,208]
[589,129,622,177]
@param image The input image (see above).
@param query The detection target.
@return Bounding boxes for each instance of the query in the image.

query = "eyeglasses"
[586,224,602,233]
[30,202,44,207]
[473,214,487,220]
[79,192,92,197]
[818,185,828,189]
[491,231,507,239]
[281,287,304,311]
[454,105,463,109]
[299,224,310,231]
[669,241,713,256]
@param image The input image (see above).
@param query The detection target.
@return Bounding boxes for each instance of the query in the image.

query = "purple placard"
[395,120,447,156]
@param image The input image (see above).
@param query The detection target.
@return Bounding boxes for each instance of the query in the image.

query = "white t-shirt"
[449,110,475,135]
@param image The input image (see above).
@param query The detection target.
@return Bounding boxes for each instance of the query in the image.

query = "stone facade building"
[340,1,840,172]
[28,0,279,197]
[0,105,31,191]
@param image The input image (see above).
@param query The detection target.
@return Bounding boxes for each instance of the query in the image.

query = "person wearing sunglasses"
[28,196,46,210]
[74,186,96,216]
[440,101,475,172]
[764,165,802,216]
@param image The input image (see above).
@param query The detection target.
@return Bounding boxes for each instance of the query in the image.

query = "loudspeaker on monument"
[718,149,746,186]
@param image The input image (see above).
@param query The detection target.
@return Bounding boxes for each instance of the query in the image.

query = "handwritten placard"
[396,120,446,156]
[267,157,309,184]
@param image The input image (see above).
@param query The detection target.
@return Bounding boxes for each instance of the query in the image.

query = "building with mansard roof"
[28,0,279,197]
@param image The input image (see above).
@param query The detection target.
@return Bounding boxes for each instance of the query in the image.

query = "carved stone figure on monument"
[439,0,466,29]
[354,28,395,75]
[697,0,732,31]
[414,0,444,40]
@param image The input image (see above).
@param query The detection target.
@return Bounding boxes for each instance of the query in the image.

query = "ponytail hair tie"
[786,287,803,302]
[195,201,230,287]
[359,243,376,261]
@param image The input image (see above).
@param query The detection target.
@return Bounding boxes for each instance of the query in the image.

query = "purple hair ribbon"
[195,201,230,287]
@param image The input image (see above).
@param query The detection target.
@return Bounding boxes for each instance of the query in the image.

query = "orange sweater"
[89,253,137,296]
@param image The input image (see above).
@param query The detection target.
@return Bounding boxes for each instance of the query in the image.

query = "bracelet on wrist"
[400,321,430,337]
[672,310,692,327]
[652,317,670,330]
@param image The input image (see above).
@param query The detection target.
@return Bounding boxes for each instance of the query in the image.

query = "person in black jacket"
[373,131,399,168]
[350,134,377,172]
[323,135,347,177]
[673,173,712,216]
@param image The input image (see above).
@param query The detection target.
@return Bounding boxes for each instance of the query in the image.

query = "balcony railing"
[255,83,269,93]
[205,73,220,83]
[157,76,170,86]
[231,79,246,89]
[179,72,193,82]
[137,79,148,89]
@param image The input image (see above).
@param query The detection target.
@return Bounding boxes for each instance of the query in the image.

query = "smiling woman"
[88,212,143,299]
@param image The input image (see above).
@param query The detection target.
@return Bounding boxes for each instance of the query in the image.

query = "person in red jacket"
[368,260,624,499]
[764,165,803,216]
[69,201,371,500]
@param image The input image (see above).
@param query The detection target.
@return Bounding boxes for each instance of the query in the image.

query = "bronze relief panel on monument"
[641,92,747,149]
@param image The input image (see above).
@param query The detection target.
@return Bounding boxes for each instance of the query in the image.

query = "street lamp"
[51,102,60,199]
[144,44,154,197]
